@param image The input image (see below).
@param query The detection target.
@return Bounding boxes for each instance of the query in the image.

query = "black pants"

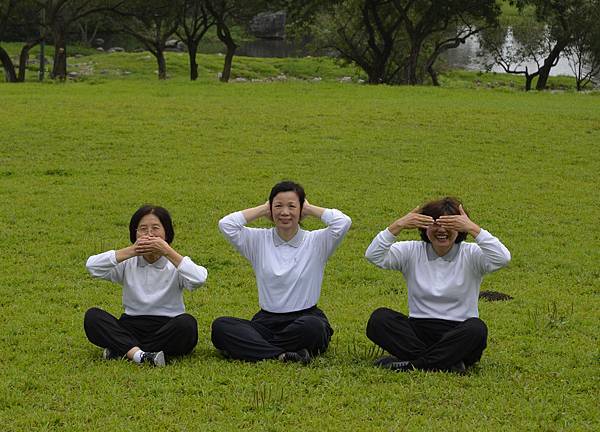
[84,307,198,357]
[211,306,333,362]
[366,307,487,371]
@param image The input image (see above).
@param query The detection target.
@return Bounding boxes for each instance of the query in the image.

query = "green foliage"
[1,75,599,431]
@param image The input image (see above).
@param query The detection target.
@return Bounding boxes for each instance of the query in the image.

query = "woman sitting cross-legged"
[365,197,511,373]
[84,205,208,367]
[211,181,352,364]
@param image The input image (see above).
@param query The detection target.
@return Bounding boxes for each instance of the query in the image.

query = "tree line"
[1,0,599,90]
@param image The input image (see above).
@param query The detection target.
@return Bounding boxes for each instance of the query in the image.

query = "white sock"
[132,350,144,363]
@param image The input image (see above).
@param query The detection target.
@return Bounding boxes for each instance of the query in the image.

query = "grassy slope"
[1,40,581,90]
[0,78,598,431]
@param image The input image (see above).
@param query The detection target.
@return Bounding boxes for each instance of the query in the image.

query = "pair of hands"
[132,235,172,257]
[390,205,479,236]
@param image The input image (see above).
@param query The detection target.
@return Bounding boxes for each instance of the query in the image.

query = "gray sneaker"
[374,355,414,372]
[140,351,166,367]
[279,348,311,365]
[102,348,120,360]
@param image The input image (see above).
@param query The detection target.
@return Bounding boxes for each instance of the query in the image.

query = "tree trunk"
[525,74,534,91]
[535,42,567,90]
[220,41,236,83]
[51,24,67,81]
[156,48,167,80]
[406,43,422,85]
[0,45,17,82]
[188,40,199,81]
[17,41,40,82]
[427,64,439,87]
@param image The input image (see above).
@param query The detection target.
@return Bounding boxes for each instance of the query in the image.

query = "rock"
[108,47,125,53]
[67,71,79,79]
[74,54,83,58]
[249,11,286,39]
[234,77,248,82]
[93,38,104,47]
[339,76,352,83]
[165,39,184,51]
[217,72,222,79]
[96,47,104,52]
[479,290,513,302]
[275,74,287,81]
[311,77,322,82]
[357,79,365,84]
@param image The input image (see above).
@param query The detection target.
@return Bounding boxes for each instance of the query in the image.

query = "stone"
[93,38,104,47]
[311,77,322,82]
[165,39,179,48]
[249,11,286,39]
[234,77,248,82]
[339,76,352,83]
[479,290,513,301]
[108,47,125,53]
[176,41,187,51]
[96,47,104,52]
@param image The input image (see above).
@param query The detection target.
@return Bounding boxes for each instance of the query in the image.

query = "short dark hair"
[129,205,175,244]
[418,197,468,244]
[269,181,306,211]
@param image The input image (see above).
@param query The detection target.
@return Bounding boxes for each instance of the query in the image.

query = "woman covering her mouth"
[364,197,511,373]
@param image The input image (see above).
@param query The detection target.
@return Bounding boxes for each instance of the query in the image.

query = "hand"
[300,199,311,220]
[388,207,434,235]
[264,200,272,221]
[301,199,325,219]
[134,236,171,256]
[436,205,480,237]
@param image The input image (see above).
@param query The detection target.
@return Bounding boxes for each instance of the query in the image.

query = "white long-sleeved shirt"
[218,209,351,313]
[86,251,208,317]
[365,228,511,321]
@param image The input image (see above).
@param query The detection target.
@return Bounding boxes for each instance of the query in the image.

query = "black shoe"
[279,348,311,365]
[102,348,120,360]
[374,355,414,372]
[140,351,166,367]
[448,361,466,374]
[216,349,231,359]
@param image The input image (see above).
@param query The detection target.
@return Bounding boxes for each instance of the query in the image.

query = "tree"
[421,2,499,86]
[564,0,600,90]
[315,0,499,85]
[389,0,499,85]
[478,12,550,91]
[175,0,214,81]
[37,0,123,81]
[114,0,179,80]
[206,0,268,82]
[510,0,600,90]
[326,0,405,84]
[0,0,18,81]
[1,0,45,83]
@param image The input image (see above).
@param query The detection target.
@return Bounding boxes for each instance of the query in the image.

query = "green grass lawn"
[1,75,599,431]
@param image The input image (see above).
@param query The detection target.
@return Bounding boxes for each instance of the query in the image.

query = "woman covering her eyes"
[365,197,511,373]
[84,205,207,366]
[211,181,351,364]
